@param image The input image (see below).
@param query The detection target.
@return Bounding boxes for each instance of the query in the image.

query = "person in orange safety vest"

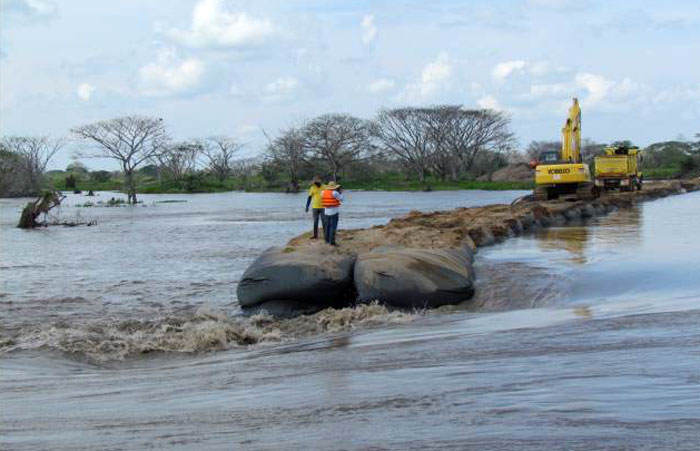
[320,181,343,246]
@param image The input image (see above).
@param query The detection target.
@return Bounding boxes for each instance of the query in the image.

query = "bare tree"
[1,136,64,194]
[230,157,260,178]
[422,106,461,180]
[525,140,560,161]
[446,109,515,177]
[72,116,168,204]
[264,126,308,192]
[373,108,433,182]
[302,114,373,181]
[200,137,242,182]
[156,141,201,182]
[373,106,514,182]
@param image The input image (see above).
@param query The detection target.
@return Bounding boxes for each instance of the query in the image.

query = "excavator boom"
[561,98,581,162]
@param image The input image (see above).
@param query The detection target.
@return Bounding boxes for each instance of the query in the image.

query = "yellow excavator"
[532,98,597,201]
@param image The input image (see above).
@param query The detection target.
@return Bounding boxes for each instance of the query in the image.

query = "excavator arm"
[561,98,581,163]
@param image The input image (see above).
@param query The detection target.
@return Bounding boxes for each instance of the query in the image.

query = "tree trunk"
[17,191,62,229]
[18,203,41,228]
[124,170,137,204]
[331,161,338,182]
[416,166,425,183]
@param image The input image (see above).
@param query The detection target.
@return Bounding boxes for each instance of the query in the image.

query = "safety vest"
[321,189,340,208]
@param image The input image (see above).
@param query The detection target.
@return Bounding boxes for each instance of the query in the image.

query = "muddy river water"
[2,189,700,450]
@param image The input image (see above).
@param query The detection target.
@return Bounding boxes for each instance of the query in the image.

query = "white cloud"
[264,76,299,102]
[368,78,395,93]
[166,0,273,49]
[236,124,259,136]
[528,72,649,111]
[399,52,452,102]
[3,0,57,19]
[574,73,614,105]
[361,14,377,45]
[530,82,569,98]
[527,61,552,76]
[492,60,526,81]
[76,83,95,101]
[138,49,205,97]
[477,95,502,111]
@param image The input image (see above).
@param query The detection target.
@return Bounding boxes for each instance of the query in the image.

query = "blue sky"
[2,0,699,169]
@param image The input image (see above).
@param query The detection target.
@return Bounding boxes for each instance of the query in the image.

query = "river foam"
[0,303,417,362]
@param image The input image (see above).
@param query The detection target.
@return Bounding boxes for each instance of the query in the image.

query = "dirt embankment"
[238,179,699,314]
[477,163,534,182]
[288,179,700,254]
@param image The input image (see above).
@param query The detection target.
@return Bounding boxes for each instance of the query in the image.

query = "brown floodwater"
[2,189,700,450]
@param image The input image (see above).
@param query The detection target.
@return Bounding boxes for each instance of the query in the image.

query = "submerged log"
[17,191,64,229]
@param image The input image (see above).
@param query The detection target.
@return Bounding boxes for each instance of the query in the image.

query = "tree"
[264,126,308,192]
[422,105,458,180]
[301,114,373,181]
[1,136,64,195]
[426,107,515,180]
[526,140,560,160]
[373,106,514,182]
[90,170,112,183]
[66,161,88,176]
[201,137,242,182]
[449,109,515,177]
[65,174,77,189]
[72,116,168,204]
[373,108,433,182]
[156,141,201,182]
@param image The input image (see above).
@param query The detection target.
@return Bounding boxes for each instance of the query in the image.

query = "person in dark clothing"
[305,176,325,239]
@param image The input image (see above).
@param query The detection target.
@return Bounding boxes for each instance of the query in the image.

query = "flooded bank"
[2,189,700,449]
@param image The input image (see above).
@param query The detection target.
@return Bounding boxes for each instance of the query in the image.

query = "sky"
[1,0,699,170]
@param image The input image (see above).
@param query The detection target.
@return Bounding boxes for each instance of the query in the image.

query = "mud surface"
[288,179,700,254]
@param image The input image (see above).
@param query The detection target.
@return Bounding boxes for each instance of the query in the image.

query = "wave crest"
[1,303,416,362]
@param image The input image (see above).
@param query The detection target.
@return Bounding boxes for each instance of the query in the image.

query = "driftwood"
[17,191,65,229]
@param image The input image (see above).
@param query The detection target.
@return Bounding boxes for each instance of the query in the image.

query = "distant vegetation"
[1,109,699,198]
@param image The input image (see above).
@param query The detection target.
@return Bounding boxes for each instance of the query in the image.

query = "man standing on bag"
[321,181,343,246]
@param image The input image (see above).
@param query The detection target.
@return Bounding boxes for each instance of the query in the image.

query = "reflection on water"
[534,207,642,265]
[537,226,591,264]
[2,190,700,450]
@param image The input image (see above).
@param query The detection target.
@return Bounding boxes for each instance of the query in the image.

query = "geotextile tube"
[238,179,700,315]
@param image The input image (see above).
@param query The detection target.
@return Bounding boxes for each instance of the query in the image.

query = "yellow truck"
[533,98,596,201]
[594,146,642,191]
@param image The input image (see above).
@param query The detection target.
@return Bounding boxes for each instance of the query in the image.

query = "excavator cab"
[539,150,561,164]
[533,98,596,201]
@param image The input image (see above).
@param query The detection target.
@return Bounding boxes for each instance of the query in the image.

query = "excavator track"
[575,182,597,200]
[533,186,548,201]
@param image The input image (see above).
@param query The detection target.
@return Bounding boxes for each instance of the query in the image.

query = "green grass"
[49,170,533,194]
[49,172,123,191]
[641,166,682,179]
